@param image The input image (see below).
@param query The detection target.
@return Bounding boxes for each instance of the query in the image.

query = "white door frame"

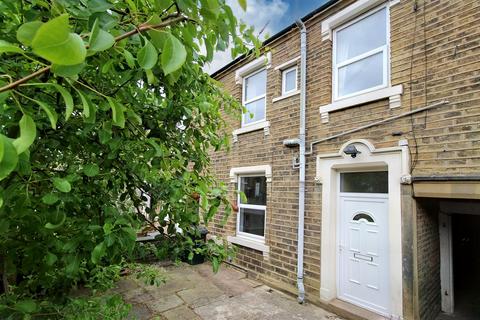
[316,139,410,319]
[439,212,454,313]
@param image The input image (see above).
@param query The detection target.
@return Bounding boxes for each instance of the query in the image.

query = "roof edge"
[210,0,340,79]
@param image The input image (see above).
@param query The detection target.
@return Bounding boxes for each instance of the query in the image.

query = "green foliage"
[127,262,167,287]
[0,291,131,319]
[0,0,258,318]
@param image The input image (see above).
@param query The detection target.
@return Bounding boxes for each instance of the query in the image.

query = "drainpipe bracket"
[401,174,412,185]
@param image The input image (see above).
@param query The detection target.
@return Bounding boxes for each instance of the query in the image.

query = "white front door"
[338,179,390,316]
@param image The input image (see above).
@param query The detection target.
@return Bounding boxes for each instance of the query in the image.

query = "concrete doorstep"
[115,262,343,320]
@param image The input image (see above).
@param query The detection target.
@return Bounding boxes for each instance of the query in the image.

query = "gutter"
[295,19,307,304]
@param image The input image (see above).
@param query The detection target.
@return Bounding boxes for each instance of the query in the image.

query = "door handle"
[354,253,373,262]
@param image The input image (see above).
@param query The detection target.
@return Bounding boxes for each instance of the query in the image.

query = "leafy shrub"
[0,0,258,317]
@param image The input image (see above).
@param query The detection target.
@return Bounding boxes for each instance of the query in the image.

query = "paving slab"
[125,288,155,304]
[193,264,251,297]
[127,303,153,320]
[113,278,140,293]
[194,263,246,281]
[162,305,201,320]
[177,283,226,308]
[148,294,184,313]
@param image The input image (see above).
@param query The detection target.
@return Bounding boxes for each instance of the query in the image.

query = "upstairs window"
[242,69,266,126]
[333,6,389,100]
[282,66,297,95]
[237,175,267,240]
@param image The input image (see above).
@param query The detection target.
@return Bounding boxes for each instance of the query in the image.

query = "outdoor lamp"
[344,144,361,158]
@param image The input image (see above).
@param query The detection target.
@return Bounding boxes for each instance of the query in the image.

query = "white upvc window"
[333,5,389,100]
[242,69,266,126]
[237,175,267,242]
[282,66,297,95]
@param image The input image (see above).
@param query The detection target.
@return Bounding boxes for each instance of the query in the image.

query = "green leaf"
[89,18,115,52]
[0,195,3,209]
[35,100,58,129]
[27,83,73,120]
[42,193,59,205]
[137,39,157,70]
[0,40,23,54]
[98,129,111,144]
[0,219,8,233]
[203,0,221,18]
[53,85,74,120]
[238,0,247,11]
[161,33,186,75]
[0,135,3,162]
[239,191,247,204]
[0,135,19,181]
[17,151,31,176]
[106,97,125,128]
[65,255,80,276]
[17,21,43,46]
[74,89,96,123]
[88,0,112,12]
[84,163,99,177]
[91,241,106,264]
[212,256,220,273]
[31,14,86,65]
[51,63,86,77]
[123,49,135,68]
[199,101,212,113]
[13,114,36,154]
[45,252,58,266]
[52,177,71,193]
[149,29,168,50]
[15,299,37,314]
[45,211,66,229]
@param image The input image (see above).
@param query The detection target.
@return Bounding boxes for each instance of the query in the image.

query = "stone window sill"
[227,235,270,254]
[319,85,403,123]
[272,90,300,103]
[232,120,270,142]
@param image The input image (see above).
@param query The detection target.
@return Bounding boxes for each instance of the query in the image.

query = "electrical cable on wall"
[408,0,421,171]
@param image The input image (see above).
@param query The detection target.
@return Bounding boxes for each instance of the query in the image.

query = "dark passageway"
[438,213,480,320]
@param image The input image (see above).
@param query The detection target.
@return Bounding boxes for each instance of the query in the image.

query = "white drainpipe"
[295,19,307,304]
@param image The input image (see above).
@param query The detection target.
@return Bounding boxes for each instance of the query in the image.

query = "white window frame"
[236,174,267,242]
[242,68,267,127]
[332,4,390,101]
[281,66,298,96]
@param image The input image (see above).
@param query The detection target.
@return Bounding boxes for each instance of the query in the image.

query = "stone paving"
[114,262,342,320]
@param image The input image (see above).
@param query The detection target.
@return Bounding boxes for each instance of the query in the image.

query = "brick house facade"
[209,1,480,319]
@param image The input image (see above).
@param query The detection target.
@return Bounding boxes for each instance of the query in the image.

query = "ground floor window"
[237,175,267,240]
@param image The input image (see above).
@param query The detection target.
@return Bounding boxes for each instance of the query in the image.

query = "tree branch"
[0,66,51,94]
[0,15,188,94]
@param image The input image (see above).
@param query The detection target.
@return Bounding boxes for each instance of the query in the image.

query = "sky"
[204,0,329,74]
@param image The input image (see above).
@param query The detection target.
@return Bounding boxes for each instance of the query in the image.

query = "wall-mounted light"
[344,144,361,158]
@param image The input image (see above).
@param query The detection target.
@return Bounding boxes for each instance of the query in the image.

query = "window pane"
[336,8,387,63]
[340,171,388,193]
[244,70,266,101]
[239,208,265,236]
[243,98,265,124]
[240,176,267,205]
[338,51,383,97]
[284,69,296,93]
